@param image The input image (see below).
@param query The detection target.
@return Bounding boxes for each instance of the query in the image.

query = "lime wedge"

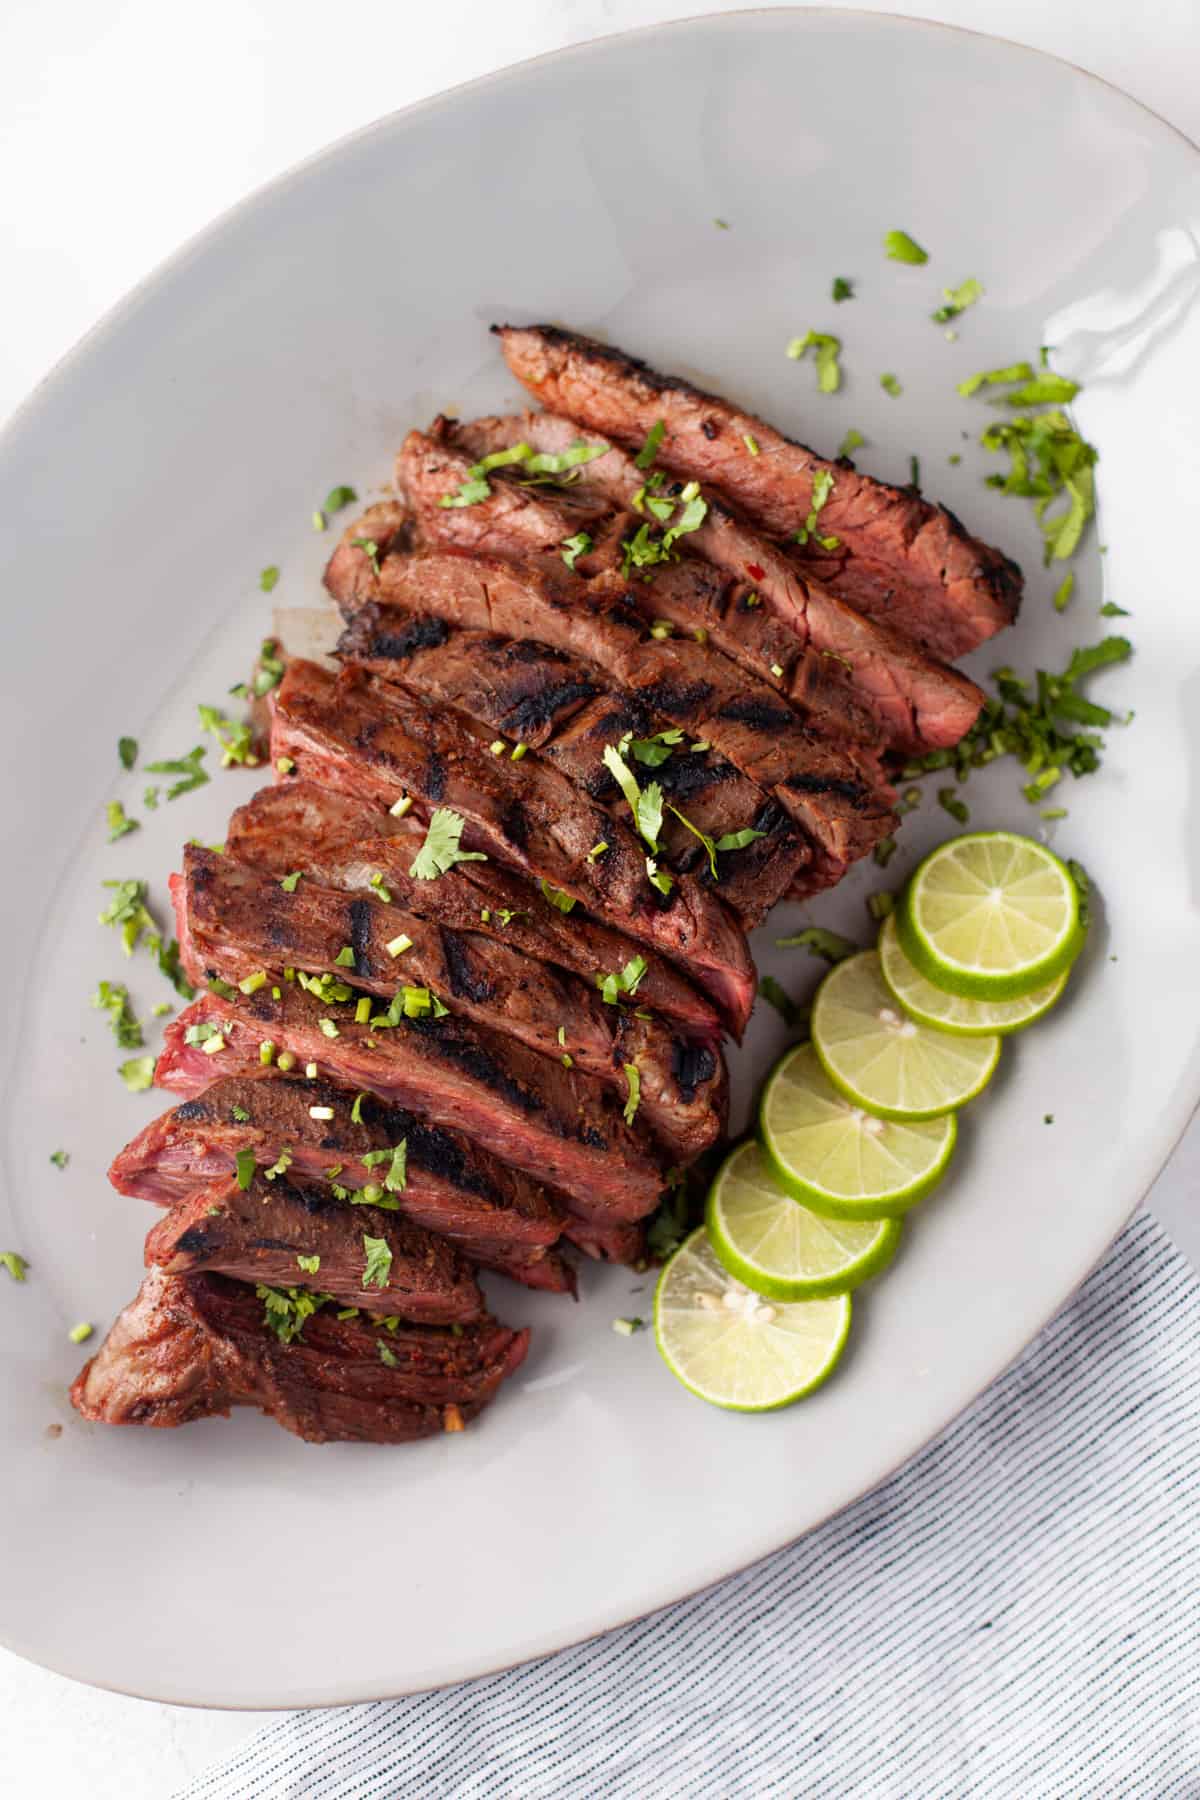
[761,1041,955,1216]
[897,830,1085,1000]
[654,1227,850,1411]
[877,912,1068,1037]
[811,950,1000,1120]
[707,1138,901,1297]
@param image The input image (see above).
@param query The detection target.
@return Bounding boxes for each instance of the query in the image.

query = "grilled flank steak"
[493,323,1021,661]
[71,1266,528,1444]
[145,1170,484,1324]
[271,658,756,1034]
[173,846,726,1164]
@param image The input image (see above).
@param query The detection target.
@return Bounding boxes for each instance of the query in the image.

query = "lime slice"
[811,950,1000,1120]
[897,830,1085,1000]
[707,1138,901,1297]
[654,1227,851,1411]
[877,912,1068,1037]
[760,1041,955,1217]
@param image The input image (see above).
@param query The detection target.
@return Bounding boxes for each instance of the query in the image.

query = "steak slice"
[109,1075,571,1290]
[70,1267,528,1443]
[156,987,666,1223]
[494,323,1022,660]
[337,606,810,926]
[272,658,755,1036]
[446,411,984,754]
[226,781,720,1037]
[174,846,726,1165]
[145,1171,484,1324]
[449,413,882,748]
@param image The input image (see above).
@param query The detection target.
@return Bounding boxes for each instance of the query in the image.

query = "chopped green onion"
[884,229,928,264]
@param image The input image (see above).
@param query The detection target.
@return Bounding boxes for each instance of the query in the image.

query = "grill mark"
[502,677,598,736]
[287,1179,341,1217]
[173,1225,216,1254]
[172,1099,211,1123]
[440,929,498,1005]
[407,1018,542,1116]
[654,757,730,802]
[785,772,869,803]
[637,678,715,717]
[716,697,796,732]
[265,916,298,950]
[671,1039,717,1102]
[425,749,448,802]
[362,616,449,660]
[348,897,373,972]
[501,799,529,850]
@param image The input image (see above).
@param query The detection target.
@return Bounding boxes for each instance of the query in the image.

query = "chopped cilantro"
[938,787,970,824]
[296,1254,321,1275]
[837,428,865,460]
[264,1147,294,1181]
[603,743,663,851]
[622,1063,641,1127]
[231,1104,250,1122]
[794,468,839,549]
[758,974,804,1029]
[361,1234,392,1290]
[323,484,357,514]
[909,456,921,490]
[539,880,577,914]
[561,531,593,571]
[932,277,983,323]
[1,1251,29,1282]
[1053,572,1075,613]
[1100,601,1130,617]
[743,434,760,456]
[873,836,898,868]
[235,1148,256,1192]
[713,218,730,230]
[252,638,286,698]
[668,805,764,881]
[624,727,684,768]
[144,744,209,800]
[409,809,488,880]
[884,230,928,264]
[635,421,666,471]
[259,565,280,593]
[279,871,303,893]
[118,1055,155,1093]
[334,946,356,968]
[143,786,159,810]
[118,736,138,771]
[258,1283,331,1345]
[612,1317,643,1337]
[377,1340,399,1368]
[786,330,842,393]
[976,403,1097,564]
[644,858,673,897]
[957,361,1034,398]
[49,1150,69,1170]
[597,955,648,1006]
[92,980,143,1049]
[106,800,139,842]
[831,276,854,302]
[351,537,381,575]
[197,703,257,768]
[312,510,326,531]
[867,891,895,922]
[775,926,858,962]
[879,373,903,398]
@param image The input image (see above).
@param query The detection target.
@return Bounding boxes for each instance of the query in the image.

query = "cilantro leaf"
[351,536,382,573]
[119,1055,156,1093]
[279,871,303,893]
[932,277,983,324]
[409,809,489,881]
[884,230,928,264]
[539,880,577,914]
[361,1234,392,1290]
[561,531,593,571]
[323,484,358,514]
[144,744,209,800]
[879,373,903,398]
[197,703,258,769]
[377,1340,399,1367]
[957,361,1035,398]
[106,800,139,842]
[635,421,666,471]
[837,428,865,460]
[758,975,805,1029]
[118,737,138,771]
[786,330,842,393]
[235,1148,256,1192]
[49,1150,69,1170]
[92,980,143,1049]
[603,743,660,851]
[259,565,280,592]
[296,1254,321,1275]
[794,468,838,548]
[1053,572,1075,613]
[831,276,854,303]
[597,955,648,1006]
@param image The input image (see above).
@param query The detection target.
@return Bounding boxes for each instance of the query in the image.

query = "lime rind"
[760,1041,956,1216]
[898,830,1085,1000]
[707,1139,901,1297]
[877,912,1068,1037]
[811,951,1000,1121]
[654,1227,851,1411]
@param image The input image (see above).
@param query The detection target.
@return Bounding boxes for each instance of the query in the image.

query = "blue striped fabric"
[181,1211,1200,1799]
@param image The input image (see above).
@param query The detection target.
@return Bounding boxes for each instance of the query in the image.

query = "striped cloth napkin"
[181,1210,1199,1799]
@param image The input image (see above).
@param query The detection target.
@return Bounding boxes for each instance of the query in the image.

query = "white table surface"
[2,1,1197,1792]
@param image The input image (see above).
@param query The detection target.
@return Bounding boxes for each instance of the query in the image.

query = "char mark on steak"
[145,1170,484,1324]
[174,845,726,1164]
[225,782,721,1037]
[155,984,666,1224]
[492,324,1021,661]
[337,604,812,926]
[271,658,756,1035]
[70,1267,528,1444]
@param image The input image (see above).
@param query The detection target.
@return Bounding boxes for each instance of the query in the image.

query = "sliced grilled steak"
[449,413,884,748]
[157,987,666,1223]
[174,846,725,1164]
[337,607,810,925]
[338,493,895,884]
[272,658,755,1035]
[564,1217,647,1264]
[145,1170,483,1324]
[445,411,984,753]
[494,324,1022,659]
[70,1267,528,1443]
[225,782,720,1036]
